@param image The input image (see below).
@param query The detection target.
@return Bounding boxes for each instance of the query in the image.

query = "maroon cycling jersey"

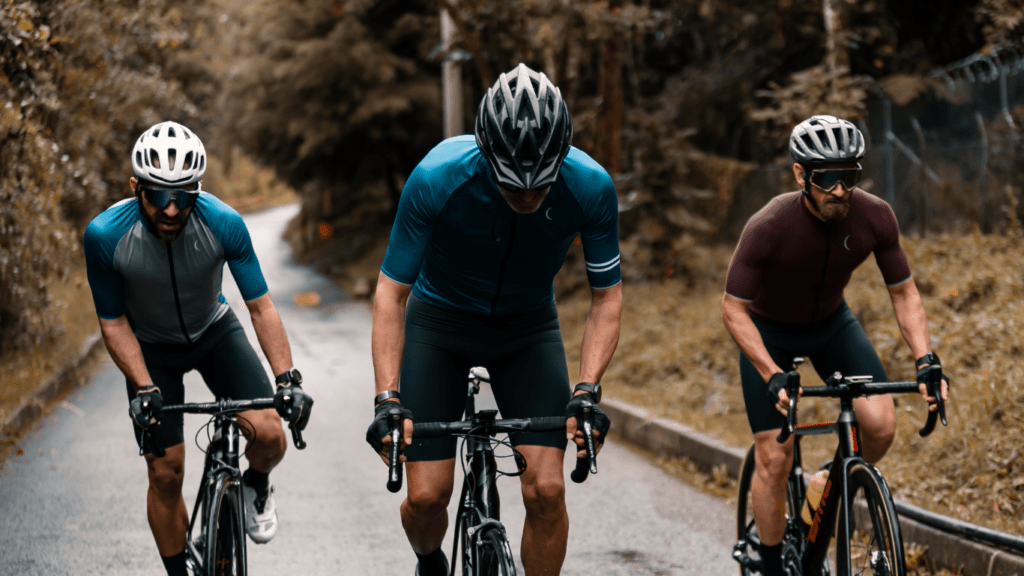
[725,189,911,324]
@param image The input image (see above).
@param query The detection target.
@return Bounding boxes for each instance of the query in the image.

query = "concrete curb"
[602,398,1024,576]
[0,332,104,444]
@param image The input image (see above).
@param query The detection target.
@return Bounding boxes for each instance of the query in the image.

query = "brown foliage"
[1,0,211,352]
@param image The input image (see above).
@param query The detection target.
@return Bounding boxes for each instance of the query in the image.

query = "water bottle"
[801,469,829,524]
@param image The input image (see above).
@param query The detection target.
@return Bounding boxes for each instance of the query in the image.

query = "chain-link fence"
[861,41,1024,235]
[723,41,1024,240]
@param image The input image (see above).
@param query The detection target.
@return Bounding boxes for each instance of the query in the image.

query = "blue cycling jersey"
[381,135,621,316]
[84,192,268,345]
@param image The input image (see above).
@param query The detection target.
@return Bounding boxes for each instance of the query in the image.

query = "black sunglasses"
[809,165,862,192]
[140,186,199,210]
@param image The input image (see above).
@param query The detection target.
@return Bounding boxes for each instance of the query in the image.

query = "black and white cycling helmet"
[475,63,573,190]
[789,115,865,168]
[131,121,207,186]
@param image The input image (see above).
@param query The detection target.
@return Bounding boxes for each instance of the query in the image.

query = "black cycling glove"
[915,353,950,400]
[766,372,791,405]
[366,401,413,455]
[564,393,611,441]
[129,385,163,430]
[274,384,314,431]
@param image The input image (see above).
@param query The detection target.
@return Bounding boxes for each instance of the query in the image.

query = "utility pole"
[441,1,463,138]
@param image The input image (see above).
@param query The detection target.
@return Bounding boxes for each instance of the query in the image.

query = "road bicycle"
[144,397,307,576]
[384,368,599,576]
[733,358,947,576]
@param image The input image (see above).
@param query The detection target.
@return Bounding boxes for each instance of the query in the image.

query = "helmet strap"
[799,164,812,198]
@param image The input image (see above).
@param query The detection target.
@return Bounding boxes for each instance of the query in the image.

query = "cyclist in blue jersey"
[367,64,621,575]
[83,121,313,576]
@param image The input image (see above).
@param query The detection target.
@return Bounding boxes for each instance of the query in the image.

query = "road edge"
[602,397,1024,576]
[0,332,104,447]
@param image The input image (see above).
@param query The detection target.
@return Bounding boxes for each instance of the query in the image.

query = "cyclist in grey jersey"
[83,121,312,576]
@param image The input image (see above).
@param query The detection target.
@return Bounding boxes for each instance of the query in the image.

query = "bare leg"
[238,408,288,473]
[518,445,568,576]
[750,430,794,547]
[852,394,895,463]
[145,443,189,556]
[401,459,456,554]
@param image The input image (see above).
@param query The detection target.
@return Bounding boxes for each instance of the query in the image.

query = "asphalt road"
[0,205,736,575]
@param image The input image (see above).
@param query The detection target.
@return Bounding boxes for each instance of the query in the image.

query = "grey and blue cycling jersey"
[84,193,268,345]
[381,135,621,316]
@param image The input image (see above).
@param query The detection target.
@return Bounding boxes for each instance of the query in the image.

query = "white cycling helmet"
[789,115,865,167]
[131,121,207,186]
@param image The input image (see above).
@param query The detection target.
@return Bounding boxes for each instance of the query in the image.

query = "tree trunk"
[823,0,849,95]
[596,2,623,175]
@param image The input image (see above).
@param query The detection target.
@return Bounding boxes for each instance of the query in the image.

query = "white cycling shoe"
[242,483,278,544]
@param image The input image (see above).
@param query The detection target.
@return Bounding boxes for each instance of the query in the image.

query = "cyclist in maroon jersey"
[721,115,950,576]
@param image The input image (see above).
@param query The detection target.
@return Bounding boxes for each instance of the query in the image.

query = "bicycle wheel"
[475,527,516,576]
[840,462,905,576]
[205,473,248,576]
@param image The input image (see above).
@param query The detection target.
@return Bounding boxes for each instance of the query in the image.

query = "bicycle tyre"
[475,527,516,576]
[841,462,905,576]
[205,473,247,576]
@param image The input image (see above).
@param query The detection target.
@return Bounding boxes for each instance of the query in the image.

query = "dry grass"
[557,230,1024,537]
[0,259,98,430]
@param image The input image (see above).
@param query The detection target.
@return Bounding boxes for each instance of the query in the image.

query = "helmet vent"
[183,151,193,170]
[168,149,177,171]
[149,149,160,168]
[136,151,144,168]
[167,126,176,138]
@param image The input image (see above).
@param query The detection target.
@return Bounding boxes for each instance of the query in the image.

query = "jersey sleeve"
[201,195,269,301]
[380,165,440,286]
[724,219,773,301]
[83,218,126,320]
[872,202,912,286]
[577,170,622,289]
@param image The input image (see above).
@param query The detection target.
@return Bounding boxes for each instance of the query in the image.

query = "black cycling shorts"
[740,301,888,433]
[126,309,274,454]
[401,294,572,462]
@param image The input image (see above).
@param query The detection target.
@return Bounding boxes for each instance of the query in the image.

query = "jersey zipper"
[490,212,519,316]
[811,227,831,323]
[165,242,194,345]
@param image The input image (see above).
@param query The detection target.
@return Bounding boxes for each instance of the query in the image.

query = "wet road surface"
[0,205,736,575]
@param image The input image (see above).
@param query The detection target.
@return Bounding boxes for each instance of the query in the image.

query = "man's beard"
[815,195,850,221]
[144,210,188,240]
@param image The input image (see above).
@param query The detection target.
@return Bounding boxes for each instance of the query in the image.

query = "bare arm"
[371,273,413,397]
[245,293,293,378]
[887,278,931,360]
[577,283,622,386]
[887,278,948,406]
[566,282,622,454]
[98,316,154,393]
[721,293,782,383]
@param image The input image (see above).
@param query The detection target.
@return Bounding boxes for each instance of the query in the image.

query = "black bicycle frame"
[186,413,244,570]
[791,378,912,575]
[795,398,863,574]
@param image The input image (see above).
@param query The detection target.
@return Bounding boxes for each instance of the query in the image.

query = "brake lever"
[280,391,308,449]
[386,408,405,493]
[570,401,597,483]
[140,400,166,458]
[918,365,947,437]
[775,371,800,444]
